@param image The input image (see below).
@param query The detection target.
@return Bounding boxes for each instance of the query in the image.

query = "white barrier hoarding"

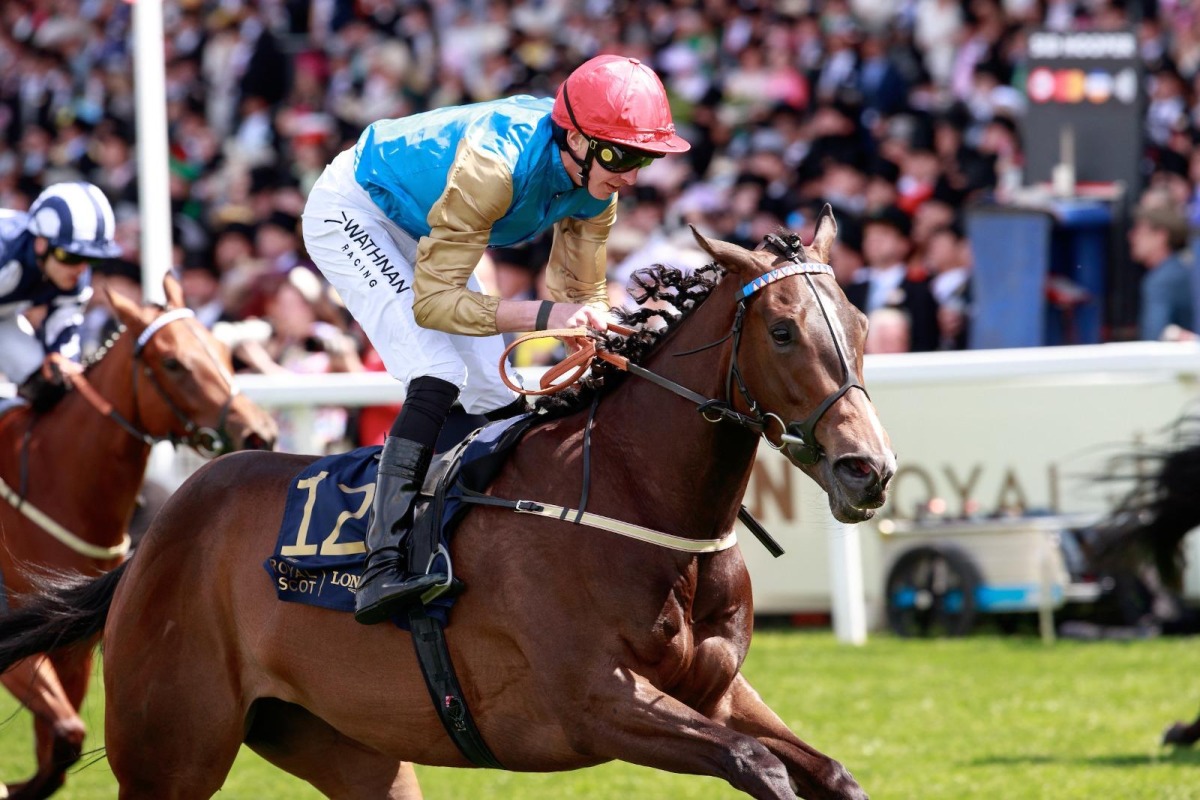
[739,343,1200,628]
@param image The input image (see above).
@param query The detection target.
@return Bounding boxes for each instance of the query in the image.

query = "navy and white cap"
[26,182,121,259]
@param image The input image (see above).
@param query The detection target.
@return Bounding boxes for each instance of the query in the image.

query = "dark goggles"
[588,138,659,173]
[51,247,90,266]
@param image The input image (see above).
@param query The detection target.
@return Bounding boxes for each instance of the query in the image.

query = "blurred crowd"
[2,0,1197,451]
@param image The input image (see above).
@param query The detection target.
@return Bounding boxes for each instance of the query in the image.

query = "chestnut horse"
[0,215,894,799]
[0,276,277,799]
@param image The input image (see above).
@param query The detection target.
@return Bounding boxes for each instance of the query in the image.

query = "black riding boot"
[354,436,446,624]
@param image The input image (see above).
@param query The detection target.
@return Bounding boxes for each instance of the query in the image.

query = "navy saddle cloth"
[264,414,534,628]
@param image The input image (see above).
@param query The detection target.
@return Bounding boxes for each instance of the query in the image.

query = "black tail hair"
[0,561,127,673]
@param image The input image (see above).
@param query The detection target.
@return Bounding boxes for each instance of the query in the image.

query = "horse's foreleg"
[715,673,866,800]
[0,655,85,800]
[566,669,799,800]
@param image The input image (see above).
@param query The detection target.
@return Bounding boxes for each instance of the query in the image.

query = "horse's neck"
[600,283,759,535]
[48,342,151,536]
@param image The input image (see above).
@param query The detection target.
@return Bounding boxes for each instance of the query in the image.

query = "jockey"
[0,182,121,411]
[302,55,690,624]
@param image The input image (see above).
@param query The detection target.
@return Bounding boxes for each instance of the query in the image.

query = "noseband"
[69,308,239,457]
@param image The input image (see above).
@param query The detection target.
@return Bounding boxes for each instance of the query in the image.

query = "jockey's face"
[37,241,90,291]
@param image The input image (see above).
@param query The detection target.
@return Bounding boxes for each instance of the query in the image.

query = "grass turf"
[1,631,1198,798]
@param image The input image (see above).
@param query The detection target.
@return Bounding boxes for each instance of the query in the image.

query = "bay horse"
[0,213,894,799]
[0,275,278,799]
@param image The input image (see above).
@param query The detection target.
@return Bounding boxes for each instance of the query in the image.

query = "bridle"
[629,235,871,465]
[711,232,869,464]
[60,307,239,458]
[500,233,868,464]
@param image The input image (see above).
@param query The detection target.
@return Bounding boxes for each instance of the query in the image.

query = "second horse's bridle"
[61,307,239,458]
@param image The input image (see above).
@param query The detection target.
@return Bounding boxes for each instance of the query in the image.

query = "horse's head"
[692,205,895,523]
[105,275,278,455]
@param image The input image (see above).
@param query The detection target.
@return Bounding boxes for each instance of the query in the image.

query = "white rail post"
[829,518,868,645]
[131,0,173,303]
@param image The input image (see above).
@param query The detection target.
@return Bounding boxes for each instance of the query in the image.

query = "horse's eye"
[162,356,184,372]
[770,326,792,345]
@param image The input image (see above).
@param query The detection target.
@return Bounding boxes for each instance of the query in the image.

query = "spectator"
[1128,206,1195,341]
[923,222,973,350]
[177,252,225,329]
[865,306,913,354]
[227,268,363,453]
[8,0,1200,411]
[845,204,941,352]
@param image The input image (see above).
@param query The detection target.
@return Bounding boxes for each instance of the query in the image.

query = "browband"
[739,262,833,301]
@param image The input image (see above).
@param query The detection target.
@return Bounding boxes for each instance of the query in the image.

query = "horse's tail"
[1091,436,1200,591]
[0,561,127,673]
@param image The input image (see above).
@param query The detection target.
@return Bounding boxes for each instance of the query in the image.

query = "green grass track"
[1,631,1198,799]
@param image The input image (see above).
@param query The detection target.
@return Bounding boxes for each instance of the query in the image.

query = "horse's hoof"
[1163,722,1194,747]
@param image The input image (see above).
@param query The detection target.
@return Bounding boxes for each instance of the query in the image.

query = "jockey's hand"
[41,355,83,384]
[18,356,78,413]
[553,303,611,353]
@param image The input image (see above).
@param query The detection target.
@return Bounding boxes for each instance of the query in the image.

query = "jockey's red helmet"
[551,55,690,155]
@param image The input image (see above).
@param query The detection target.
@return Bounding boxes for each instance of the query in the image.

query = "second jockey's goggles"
[51,247,90,265]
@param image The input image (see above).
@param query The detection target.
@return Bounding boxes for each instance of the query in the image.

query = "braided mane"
[82,326,125,370]
[534,262,724,418]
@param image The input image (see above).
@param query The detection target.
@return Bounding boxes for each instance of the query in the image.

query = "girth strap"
[407,606,504,769]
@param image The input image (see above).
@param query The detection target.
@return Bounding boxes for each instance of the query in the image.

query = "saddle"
[264,413,538,627]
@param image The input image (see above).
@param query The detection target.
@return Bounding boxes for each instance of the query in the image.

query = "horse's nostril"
[835,457,886,493]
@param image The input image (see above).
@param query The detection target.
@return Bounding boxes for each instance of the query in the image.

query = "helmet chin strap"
[557,137,593,189]
[571,147,595,189]
[557,84,597,191]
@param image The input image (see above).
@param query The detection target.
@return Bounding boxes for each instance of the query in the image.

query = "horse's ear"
[106,285,143,328]
[163,273,185,309]
[689,225,759,277]
[809,203,838,266]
